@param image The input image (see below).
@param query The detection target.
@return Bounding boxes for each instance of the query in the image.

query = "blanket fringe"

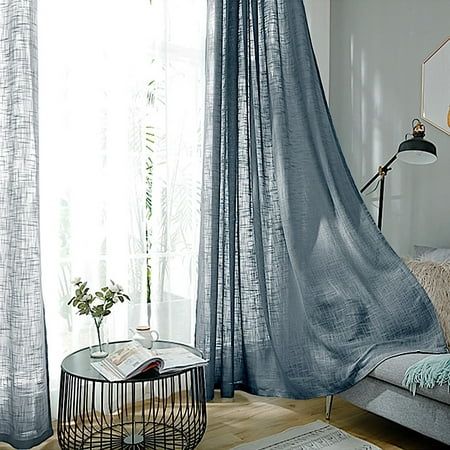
[402,354,450,395]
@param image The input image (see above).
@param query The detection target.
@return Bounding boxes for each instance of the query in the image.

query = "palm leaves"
[145,77,158,302]
[145,125,155,220]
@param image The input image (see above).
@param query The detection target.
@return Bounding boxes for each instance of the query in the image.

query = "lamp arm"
[360,153,398,193]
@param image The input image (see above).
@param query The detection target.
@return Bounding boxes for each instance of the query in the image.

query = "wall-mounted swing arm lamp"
[360,119,437,230]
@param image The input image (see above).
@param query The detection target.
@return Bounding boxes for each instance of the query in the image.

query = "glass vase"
[89,320,109,358]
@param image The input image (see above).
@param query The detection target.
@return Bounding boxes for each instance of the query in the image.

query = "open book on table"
[91,342,208,382]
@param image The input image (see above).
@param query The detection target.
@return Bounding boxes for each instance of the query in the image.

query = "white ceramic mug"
[130,326,160,349]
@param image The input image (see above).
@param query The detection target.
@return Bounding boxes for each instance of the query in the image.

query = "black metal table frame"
[57,341,207,450]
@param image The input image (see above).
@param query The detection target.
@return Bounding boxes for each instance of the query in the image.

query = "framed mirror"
[421,36,450,135]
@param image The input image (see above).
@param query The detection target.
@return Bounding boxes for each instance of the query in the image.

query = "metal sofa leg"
[325,395,333,420]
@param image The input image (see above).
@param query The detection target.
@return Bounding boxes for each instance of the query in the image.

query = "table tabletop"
[61,340,202,382]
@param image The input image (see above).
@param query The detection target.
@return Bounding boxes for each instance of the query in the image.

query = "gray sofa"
[326,353,450,445]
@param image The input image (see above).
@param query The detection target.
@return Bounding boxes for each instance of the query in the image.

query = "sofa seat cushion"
[369,353,450,405]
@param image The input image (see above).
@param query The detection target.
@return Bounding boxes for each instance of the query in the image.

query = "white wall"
[304,0,330,100]
[330,0,450,256]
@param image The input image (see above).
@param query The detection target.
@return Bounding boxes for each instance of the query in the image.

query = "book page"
[151,347,208,373]
[107,343,152,377]
[91,359,125,382]
[91,343,207,381]
[91,342,155,381]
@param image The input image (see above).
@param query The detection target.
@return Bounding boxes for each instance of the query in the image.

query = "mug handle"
[150,330,160,341]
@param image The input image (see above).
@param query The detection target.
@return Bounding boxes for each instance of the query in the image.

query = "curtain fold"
[196,0,447,401]
[0,0,53,447]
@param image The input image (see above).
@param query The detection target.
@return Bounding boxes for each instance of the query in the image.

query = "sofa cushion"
[369,353,450,405]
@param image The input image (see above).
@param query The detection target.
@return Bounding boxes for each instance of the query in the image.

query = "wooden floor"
[0,391,447,449]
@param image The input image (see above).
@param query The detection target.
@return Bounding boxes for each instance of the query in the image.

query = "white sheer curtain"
[148,0,206,344]
[39,0,205,416]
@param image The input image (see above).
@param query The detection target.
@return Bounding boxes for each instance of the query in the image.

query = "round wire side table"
[57,340,207,450]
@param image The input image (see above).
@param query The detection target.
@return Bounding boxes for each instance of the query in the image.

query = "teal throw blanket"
[403,354,450,395]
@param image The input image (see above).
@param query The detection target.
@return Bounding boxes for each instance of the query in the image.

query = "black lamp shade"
[397,137,437,165]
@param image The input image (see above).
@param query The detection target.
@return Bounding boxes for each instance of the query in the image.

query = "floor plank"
[0,391,447,449]
[198,391,448,450]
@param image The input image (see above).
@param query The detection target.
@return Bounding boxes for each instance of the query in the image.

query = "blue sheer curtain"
[0,0,52,447]
[196,0,447,401]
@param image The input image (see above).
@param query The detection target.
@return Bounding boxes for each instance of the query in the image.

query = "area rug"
[233,420,381,450]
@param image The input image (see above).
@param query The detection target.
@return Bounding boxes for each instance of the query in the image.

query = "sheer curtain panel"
[39,0,205,416]
[196,0,446,401]
[145,0,206,344]
[0,0,53,447]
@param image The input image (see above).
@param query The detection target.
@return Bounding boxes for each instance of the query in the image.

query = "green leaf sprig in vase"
[69,277,130,358]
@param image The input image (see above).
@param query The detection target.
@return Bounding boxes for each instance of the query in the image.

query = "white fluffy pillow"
[414,245,450,263]
[405,258,450,349]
